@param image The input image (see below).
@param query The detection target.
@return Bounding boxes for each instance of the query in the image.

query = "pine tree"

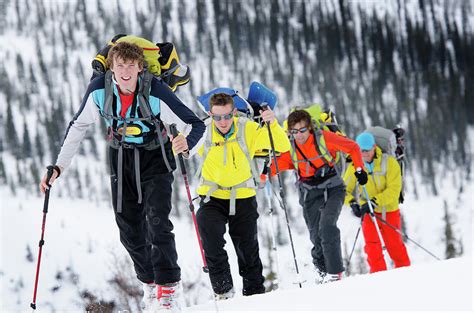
[35,128,44,163]
[0,156,7,184]
[30,162,40,195]
[16,54,25,80]
[0,110,4,153]
[443,200,459,259]
[22,120,32,159]
[6,101,21,158]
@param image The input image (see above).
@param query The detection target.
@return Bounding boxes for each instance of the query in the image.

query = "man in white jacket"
[39,42,205,312]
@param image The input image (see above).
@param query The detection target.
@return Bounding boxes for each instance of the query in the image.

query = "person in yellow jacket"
[196,93,290,299]
[343,132,410,273]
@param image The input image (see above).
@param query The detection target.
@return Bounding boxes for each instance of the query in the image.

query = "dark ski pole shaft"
[31,166,54,310]
[347,223,362,268]
[261,103,302,288]
[169,124,208,272]
[374,214,441,260]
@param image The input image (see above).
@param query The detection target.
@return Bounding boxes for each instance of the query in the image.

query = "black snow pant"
[109,145,181,285]
[298,182,346,275]
[196,196,265,296]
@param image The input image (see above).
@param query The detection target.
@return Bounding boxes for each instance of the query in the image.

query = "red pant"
[362,210,411,273]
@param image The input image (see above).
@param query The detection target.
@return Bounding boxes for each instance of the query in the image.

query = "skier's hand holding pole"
[39,165,63,194]
[170,131,189,158]
[259,105,275,124]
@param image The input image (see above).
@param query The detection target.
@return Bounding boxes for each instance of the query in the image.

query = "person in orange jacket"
[344,132,411,273]
[270,109,367,283]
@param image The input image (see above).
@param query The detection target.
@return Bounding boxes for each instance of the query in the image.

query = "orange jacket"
[271,130,364,178]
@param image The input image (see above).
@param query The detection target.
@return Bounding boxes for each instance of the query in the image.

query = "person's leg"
[362,214,387,273]
[142,171,181,284]
[318,185,345,275]
[196,197,234,294]
[228,196,265,296]
[380,211,411,268]
[109,147,154,283]
[299,186,326,272]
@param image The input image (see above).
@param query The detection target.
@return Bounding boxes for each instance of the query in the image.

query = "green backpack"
[285,104,347,177]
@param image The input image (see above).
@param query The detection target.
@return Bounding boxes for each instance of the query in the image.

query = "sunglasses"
[289,127,308,134]
[212,111,234,121]
[361,149,372,153]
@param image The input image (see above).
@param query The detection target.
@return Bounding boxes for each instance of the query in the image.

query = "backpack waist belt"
[112,124,170,214]
[299,167,338,187]
[201,178,256,215]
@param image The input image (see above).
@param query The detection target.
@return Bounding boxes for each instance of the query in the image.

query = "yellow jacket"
[197,117,290,199]
[343,146,401,213]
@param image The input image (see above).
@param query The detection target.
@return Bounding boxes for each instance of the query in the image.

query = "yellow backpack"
[91,34,190,91]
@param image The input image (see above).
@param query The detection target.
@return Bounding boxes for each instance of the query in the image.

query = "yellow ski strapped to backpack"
[91,34,190,91]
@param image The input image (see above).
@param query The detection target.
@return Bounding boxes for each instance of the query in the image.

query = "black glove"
[360,199,377,216]
[354,168,368,185]
[350,201,362,218]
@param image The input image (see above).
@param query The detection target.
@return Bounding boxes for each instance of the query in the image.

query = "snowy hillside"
[189,257,473,312]
[1,166,472,311]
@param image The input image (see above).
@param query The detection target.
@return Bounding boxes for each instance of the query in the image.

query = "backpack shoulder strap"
[375,153,389,177]
[195,123,213,179]
[236,117,260,183]
[103,70,115,119]
[313,130,334,165]
[139,71,154,99]
[137,71,155,118]
[294,143,320,172]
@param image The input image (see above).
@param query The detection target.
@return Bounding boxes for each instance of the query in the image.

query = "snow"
[189,257,473,312]
[1,165,472,311]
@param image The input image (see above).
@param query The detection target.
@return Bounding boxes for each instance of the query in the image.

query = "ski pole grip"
[260,102,269,110]
[169,124,187,175]
[46,166,54,181]
[45,165,55,188]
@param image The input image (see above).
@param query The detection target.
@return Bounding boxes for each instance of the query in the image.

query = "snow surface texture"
[189,257,472,312]
[1,167,472,312]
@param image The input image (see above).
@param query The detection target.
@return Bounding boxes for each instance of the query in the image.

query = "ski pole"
[261,103,302,288]
[170,124,219,313]
[264,164,280,290]
[169,124,208,272]
[374,214,441,260]
[346,223,362,269]
[363,186,387,250]
[31,166,54,311]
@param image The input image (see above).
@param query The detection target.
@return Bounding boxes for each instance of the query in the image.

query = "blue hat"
[356,132,375,150]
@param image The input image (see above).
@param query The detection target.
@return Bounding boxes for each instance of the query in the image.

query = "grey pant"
[298,183,345,274]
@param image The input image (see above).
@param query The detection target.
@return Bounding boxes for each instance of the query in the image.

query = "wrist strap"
[50,165,61,178]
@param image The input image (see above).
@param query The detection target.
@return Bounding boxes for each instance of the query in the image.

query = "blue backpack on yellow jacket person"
[343,132,411,273]
[195,92,290,299]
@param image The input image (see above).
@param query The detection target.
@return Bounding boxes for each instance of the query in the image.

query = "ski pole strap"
[134,147,142,204]
[46,165,61,179]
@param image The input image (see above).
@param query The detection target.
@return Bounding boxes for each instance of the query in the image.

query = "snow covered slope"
[189,257,472,312]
